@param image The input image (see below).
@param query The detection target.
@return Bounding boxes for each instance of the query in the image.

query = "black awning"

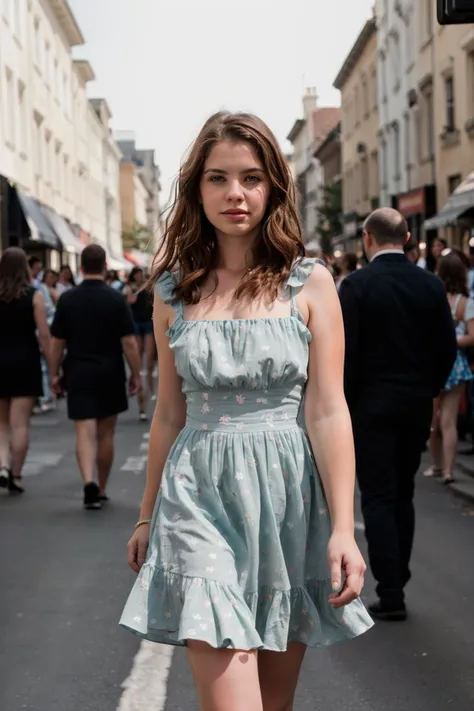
[424,172,474,230]
[16,189,60,249]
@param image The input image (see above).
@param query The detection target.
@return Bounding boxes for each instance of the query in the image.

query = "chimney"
[303,87,318,118]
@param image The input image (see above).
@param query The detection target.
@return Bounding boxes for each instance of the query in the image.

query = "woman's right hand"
[127,524,151,573]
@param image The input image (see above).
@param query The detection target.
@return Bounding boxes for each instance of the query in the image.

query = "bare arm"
[124,285,137,305]
[304,265,355,533]
[121,335,141,378]
[138,292,186,520]
[458,320,474,349]
[50,338,66,377]
[33,290,52,371]
[302,265,365,606]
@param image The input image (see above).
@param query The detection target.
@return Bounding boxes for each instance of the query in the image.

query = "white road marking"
[22,452,64,477]
[143,432,150,440]
[117,641,174,711]
[120,456,148,473]
[140,442,149,452]
[354,520,365,532]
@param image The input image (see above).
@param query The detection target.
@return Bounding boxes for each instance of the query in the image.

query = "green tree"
[316,181,342,256]
[122,221,152,252]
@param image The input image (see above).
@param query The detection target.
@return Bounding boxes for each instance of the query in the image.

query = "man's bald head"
[363,208,408,246]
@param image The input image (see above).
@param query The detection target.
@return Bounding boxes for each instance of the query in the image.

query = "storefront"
[11,185,61,266]
[340,211,366,256]
[41,205,84,275]
[423,172,474,252]
[395,185,436,243]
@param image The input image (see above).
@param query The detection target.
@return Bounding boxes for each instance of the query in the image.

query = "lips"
[222,209,248,215]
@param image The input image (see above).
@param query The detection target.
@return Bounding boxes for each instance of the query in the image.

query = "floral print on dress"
[120,258,373,652]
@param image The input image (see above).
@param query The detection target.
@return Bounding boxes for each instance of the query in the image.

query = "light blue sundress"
[120,258,374,651]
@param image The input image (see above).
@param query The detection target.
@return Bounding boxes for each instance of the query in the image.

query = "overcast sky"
[69,0,374,203]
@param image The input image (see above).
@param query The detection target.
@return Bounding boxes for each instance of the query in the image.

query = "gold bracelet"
[135,519,152,529]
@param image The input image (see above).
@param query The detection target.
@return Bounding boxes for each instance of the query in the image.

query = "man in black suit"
[339,208,457,621]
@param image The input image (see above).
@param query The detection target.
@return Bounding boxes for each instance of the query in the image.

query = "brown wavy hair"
[437,251,469,297]
[0,247,32,303]
[150,112,304,304]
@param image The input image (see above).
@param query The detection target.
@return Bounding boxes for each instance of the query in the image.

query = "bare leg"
[426,397,443,475]
[186,641,263,711]
[9,397,35,484]
[439,385,464,482]
[96,416,117,496]
[259,643,306,711]
[0,399,11,469]
[75,420,96,484]
[135,335,147,414]
[144,333,156,399]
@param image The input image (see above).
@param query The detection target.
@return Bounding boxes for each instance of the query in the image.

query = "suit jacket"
[338,253,457,421]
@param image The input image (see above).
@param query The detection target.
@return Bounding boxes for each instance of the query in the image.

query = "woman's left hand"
[327,531,366,608]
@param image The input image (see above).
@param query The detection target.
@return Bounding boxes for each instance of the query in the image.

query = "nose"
[225,178,244,202]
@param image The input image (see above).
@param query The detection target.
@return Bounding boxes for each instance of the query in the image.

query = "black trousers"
[353,410,431,606]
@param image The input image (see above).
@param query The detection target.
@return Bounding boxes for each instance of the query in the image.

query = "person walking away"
[335,252,358,292]
[339,208,457,621]
[55,264,75,297]
[424,251,474,483]
[0,248,52,494]
[50,245,142,510]
[426,236,447,273]
[123,267,155,421]
[121,112,373,711]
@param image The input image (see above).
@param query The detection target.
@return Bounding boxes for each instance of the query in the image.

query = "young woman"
[0,248,52,493]
[425,251,474,484]
[123,267,155,421]
[121,113,373,710]
[56,264,75,296]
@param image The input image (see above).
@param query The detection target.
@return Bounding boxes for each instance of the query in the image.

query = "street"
[1,404,473,711]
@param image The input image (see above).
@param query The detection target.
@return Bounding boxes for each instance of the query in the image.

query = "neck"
[215,231,257,272]
[82,274,103,280]
[373,243,404,255]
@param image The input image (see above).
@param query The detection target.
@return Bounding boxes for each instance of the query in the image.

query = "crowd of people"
[0,109,471,711]
[0,246,154,506]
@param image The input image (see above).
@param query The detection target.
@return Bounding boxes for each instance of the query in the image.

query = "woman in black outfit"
[0,248,52,493]
[123,267,155,421]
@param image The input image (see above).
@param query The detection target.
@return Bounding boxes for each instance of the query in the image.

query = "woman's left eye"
[245,176,261,184]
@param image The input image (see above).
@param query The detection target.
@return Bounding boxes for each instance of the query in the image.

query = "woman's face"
[199,140,271,244]
[431,240,445,259]
[133,270,144,286]
[45,271,56,287]
[61,267,72,282]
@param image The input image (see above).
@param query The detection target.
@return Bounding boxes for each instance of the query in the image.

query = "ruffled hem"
[286,257,325,289]
[119,568,374,652]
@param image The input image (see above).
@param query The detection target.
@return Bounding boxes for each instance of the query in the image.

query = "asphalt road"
[1,403,473,711]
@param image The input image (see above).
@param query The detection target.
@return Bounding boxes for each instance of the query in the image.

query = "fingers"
[137,540,148,569]
[328,571,364,608]
[127,536,149,574]
[330,556,342,593]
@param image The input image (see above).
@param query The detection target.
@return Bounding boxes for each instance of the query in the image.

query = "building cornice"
[73,60,95,85]
[48,0,84,46]
[333,17,377,90]
[286,118,306,144]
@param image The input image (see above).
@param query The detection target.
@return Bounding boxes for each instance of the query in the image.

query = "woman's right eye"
[209,176,225,183]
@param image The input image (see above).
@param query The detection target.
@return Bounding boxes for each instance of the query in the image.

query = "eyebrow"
[203,168,266,175]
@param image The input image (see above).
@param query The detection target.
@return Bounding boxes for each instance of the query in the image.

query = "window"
[423,88,434,158]
[425,0,433,40]
[361,156,369,200]
[381,137,387,189]
[445,76,455,131]
[34,19,41,69]
[393,122,400,181]
[53,59,59,100]
[448,174,462,194]
[44,42,50,86]
[380,52,387,102]
[44,130,51,184]
[371,66,377,110]
[354,87,360,126]
[391,33,401,89]
[33,116,43,177]
[404,113,411,189]
[17,81,26,155]
[4,67,15,146]
[468,51,474,117]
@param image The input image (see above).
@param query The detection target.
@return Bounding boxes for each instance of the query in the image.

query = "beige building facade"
[423,21,474,251]
[334,17,379,254]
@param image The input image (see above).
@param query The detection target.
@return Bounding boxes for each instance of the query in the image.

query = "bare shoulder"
[301,262,337,301]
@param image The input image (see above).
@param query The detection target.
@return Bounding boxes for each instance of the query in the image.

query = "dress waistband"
[185,388,301,433]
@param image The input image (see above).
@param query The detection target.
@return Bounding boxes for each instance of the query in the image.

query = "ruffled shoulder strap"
[155,270,183,316]
[286,257,324,318]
